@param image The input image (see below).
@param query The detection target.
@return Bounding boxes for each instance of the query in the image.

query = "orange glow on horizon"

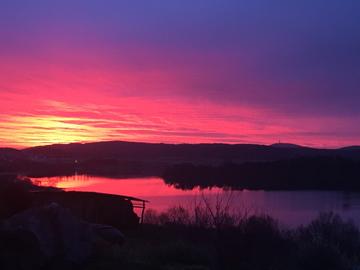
[0,58,358,149]
[0,115,111,147]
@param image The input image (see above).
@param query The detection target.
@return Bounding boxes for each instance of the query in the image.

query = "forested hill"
[1,141,360,162]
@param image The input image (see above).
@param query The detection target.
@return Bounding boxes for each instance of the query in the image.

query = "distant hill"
[270,143,305,149]
[340,146,360,151]
[21,140,360,162]
[0,148,26,160]
[1,140,360,177]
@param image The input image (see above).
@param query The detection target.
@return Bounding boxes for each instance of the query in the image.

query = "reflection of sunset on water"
[30,175,222,198]
[30,174,102,189]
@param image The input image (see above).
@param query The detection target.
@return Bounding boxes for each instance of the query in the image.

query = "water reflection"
[30,174,222,197]
[29,174,360,227]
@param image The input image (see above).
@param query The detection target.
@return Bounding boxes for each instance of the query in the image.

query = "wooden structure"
[31,191,149,228]
[128,196,149,224]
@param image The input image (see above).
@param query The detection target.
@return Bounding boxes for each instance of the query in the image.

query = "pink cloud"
[0,40,359,148]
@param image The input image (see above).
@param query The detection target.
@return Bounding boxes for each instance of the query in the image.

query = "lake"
[29,174,360,227]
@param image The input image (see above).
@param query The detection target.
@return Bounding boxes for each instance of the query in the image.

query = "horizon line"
[1,139,359,151]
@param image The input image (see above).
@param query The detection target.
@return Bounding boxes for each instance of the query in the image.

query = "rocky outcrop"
[0,228,44,270]
[0,203,124,266]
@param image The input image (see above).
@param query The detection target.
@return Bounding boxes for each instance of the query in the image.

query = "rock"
[0,228,44,270]
[0,203,125,264]
[92,224,125,245]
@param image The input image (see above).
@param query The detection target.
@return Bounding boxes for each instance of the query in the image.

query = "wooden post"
[140,200,145,224]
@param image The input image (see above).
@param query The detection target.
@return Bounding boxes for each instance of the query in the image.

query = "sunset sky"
[1,0,359,148]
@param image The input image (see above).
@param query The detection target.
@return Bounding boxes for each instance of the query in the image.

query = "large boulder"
[0,228,44,270]
[0,203,124,265]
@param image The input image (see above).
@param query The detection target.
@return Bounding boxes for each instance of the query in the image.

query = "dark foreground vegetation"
[163,157,360,190]
[1,175,360,269]
[127,210,360,270]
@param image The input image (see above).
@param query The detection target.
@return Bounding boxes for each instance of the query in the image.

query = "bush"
[296,212,360,270]
[141,208,360,270]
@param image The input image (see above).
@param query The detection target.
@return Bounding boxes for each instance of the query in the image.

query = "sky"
[0,0,359,148]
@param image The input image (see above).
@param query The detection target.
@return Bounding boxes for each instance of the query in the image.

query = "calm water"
[29,174,360,227]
